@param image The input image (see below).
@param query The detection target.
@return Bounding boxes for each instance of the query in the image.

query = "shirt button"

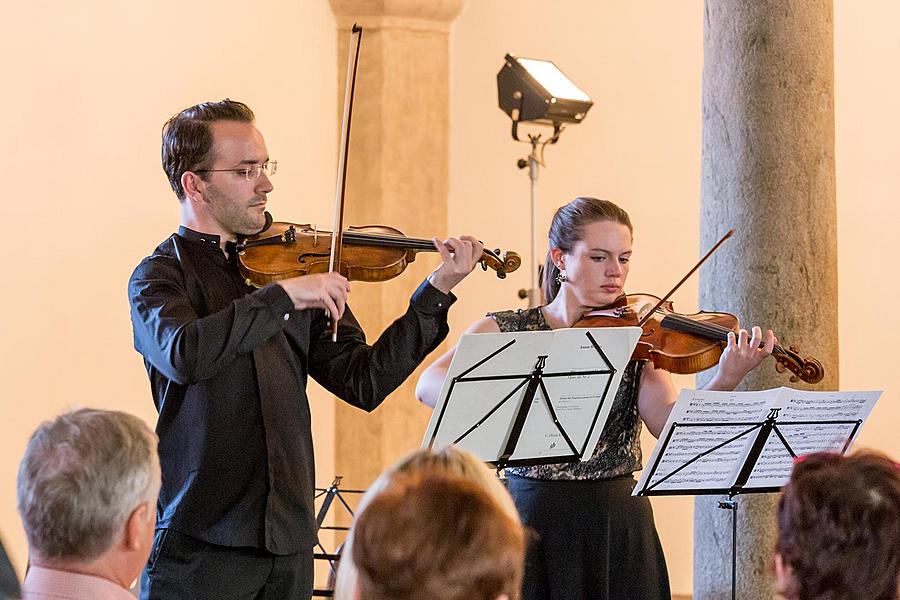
[283,313,291,321]
[437,302,443,308]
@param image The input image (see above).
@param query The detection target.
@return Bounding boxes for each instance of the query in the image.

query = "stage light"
[497,54,593,140]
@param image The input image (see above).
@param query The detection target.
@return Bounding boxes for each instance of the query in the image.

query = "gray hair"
[16,408,158,561]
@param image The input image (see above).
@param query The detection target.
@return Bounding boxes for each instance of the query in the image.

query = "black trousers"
[139,529,313,600]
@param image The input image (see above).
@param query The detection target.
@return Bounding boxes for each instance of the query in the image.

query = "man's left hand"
[427,235,484,294]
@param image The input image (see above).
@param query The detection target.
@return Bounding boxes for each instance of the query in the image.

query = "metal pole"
[528,139,539,307]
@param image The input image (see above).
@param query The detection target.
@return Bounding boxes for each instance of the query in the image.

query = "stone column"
[694,2,837,599]
[327,0,465,495]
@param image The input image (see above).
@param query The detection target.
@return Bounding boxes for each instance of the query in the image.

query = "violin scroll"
[774,345,825,384]
[480,249,522,279]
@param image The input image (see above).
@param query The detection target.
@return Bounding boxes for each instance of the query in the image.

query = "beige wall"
[0,0,340,575]
[1,1,897,596]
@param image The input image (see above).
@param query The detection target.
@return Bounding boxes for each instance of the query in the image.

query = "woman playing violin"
[416,196,776,600]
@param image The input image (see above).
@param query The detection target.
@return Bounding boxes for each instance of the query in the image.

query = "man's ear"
[124,502,149,551]
[181,171,205,203]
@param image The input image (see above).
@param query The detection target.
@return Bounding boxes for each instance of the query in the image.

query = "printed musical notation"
[633,387,881,496]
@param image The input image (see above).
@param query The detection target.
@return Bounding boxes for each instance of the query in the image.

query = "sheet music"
[634,387,881,496]
[742,389,879,488]
[422,327,640,465]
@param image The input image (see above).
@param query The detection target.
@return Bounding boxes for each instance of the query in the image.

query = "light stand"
[515,131,559,307]
[497,54,592,306]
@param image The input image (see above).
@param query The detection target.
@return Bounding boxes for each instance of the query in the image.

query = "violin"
[236,218,522,287]
[576,293,825,384]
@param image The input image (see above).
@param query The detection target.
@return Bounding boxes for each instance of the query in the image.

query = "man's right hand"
[277,272,350,323]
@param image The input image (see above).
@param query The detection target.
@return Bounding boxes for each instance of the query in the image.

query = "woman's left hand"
[708,326,776,391]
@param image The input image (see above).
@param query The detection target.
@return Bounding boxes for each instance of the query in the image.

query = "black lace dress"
[492,307,671,600]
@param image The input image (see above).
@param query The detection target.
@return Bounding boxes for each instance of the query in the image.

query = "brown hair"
[352,473,525,600]
[161,99,255,200]
[333,446,520,600]
[776,451,900,600]
[542,197,633,303]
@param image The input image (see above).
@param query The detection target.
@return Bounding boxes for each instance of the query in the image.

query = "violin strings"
[661,312,787,356]
[340,231,435,250]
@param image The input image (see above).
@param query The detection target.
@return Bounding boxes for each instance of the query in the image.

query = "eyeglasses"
[194,160,277,181]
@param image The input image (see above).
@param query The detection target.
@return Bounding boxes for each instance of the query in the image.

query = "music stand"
[634,387,880,600]
[423,327,640,469]
[311,476,366,598]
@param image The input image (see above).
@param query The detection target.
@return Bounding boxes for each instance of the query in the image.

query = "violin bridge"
[636,302,655,322]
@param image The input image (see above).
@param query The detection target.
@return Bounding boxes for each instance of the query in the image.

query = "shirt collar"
[177,226,222,248]
[23,565,135,600]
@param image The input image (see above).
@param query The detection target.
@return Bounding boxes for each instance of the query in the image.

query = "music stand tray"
[422,327,641,469]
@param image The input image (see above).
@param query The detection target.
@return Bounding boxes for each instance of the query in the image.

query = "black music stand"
[311,476,365,598]
[636,407,865,600]
[423,327,640,469]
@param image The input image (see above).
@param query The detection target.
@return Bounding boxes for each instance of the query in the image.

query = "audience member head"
[775,451,900,600]
[363,445,519,520]
[333,446,522,600]
[352,473,524,600]
[17,408,160,588]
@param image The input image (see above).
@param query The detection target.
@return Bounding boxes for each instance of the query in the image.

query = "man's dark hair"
[777,451,900,600]
[161,99,255,200]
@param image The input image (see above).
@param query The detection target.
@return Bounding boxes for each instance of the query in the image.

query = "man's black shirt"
[129,226,453,554]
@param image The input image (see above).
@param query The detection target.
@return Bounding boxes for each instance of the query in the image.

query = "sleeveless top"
[491,307,645,480]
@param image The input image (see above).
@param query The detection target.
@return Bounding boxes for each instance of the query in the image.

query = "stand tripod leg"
[717,497,738,600]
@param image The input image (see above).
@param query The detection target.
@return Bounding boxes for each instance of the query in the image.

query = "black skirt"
[507,474,671,600]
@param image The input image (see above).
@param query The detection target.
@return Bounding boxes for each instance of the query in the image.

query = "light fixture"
[497,54,593,142]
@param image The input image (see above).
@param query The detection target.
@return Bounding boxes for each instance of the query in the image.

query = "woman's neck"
[540,289,591,329]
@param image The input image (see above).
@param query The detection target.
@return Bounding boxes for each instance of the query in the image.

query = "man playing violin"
[416,196,776,600]
[128,99,483,600]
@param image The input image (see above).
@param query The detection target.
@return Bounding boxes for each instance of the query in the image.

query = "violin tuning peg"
[494,248,501,255]
[481,261,488,271]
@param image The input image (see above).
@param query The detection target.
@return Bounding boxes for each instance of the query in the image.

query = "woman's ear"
[774,553,795,597]
[550,247,565,271]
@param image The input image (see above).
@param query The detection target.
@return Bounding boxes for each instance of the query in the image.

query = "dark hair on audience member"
[161,99,255,199]
[776,451,900,600]
[17,409,158,561]
[352,473,525,600]
[542,197,633,303]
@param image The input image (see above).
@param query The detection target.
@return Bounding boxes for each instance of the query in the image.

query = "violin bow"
[328,23,363,342]
[636,229,733,327]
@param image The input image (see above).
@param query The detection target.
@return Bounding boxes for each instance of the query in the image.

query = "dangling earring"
[556,269,568,284]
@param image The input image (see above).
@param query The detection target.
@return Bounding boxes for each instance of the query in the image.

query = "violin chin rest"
[256,211,274,235]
